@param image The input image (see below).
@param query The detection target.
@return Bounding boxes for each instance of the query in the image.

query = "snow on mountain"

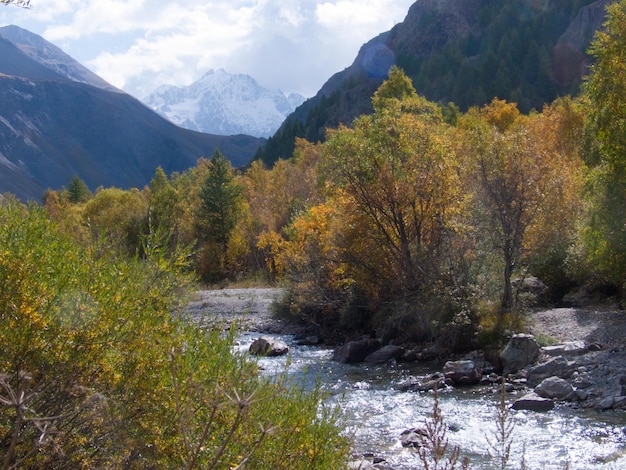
[142,69,305,138]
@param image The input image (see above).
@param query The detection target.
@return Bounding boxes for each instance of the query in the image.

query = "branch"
[1,0,32,8]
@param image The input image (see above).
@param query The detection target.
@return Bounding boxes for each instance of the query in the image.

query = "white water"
[236,332,626,469]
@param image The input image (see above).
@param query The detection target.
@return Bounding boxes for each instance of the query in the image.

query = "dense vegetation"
[37,1,625,350]
[2,1,626,466]
[0,201,349,468]
[398,0,599,112]
[255,0,601,167]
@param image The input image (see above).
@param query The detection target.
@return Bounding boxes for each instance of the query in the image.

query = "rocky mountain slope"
[142,69,304,138]
[0,27,263,202]
[256,0,612,166]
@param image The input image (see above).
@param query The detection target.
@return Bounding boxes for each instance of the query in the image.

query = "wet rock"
[400,427,427,448]
[614,397,626,409]
[348,457,392,470]
[400,372,449,393]
[443,360,483,385]
[511,392,555,412]
[574,389,589,401]
[527,356,575,386]
[500,334,541,374]
[333,337,381,363]
[542,341,587,357]
[364,345,404,364]
[296,336,321,346]
[534,376,574,400]
[596,396,615,410]
[572,374,593,389]
[249,336,289,356]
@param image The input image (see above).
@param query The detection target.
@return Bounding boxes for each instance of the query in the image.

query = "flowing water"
[236,332,626,470]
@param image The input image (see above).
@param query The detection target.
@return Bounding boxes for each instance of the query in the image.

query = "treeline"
[32,3,626,345]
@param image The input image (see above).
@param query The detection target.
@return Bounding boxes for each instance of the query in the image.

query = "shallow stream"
[236,332,626,469]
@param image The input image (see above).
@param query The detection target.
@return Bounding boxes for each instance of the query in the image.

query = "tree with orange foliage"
[460,98,584,311]
[320,68,463,304]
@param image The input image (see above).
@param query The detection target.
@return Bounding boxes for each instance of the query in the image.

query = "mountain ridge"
[256,0,611,166]
[142,68,305,138]
[0,26,263,202]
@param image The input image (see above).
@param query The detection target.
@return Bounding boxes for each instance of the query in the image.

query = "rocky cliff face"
[257,0,610,166]
[387,0,483,57]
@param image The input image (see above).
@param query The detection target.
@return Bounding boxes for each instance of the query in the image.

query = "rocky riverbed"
[185,289,626,408]
[184,289,626,468]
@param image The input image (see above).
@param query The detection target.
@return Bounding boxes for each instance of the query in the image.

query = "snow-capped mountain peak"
[142,69,305,138]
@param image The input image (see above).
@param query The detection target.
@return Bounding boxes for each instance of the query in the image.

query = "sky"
[0,0,414,99]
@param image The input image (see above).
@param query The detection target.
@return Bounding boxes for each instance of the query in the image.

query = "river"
[235,331,626,470]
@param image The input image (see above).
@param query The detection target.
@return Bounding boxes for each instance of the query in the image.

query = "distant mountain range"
[256,0,612,166]
[142,69,305,138]
[0,25,263,202]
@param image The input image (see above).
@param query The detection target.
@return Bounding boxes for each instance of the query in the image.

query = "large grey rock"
[333,338,381,363]
[527,356,576,386]
[500,334,542,374]
[542,341,587,357]
[535,376,575,400]
[248,336,289,357]
[364,344,404,364]
[512,392,555,412]
[443,360,483,385]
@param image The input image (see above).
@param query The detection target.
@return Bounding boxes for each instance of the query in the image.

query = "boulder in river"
[500,334,541,374]
[364,345,404,364]
[400,427,427,448]
[443,360,483,385]
[333,337,381,363]
[527,356,575,386]
[534,376,574,400]
[249,336,289,356]
[512,392,555,412]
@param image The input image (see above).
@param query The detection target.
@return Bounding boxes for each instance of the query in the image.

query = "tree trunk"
[501,260,513,312]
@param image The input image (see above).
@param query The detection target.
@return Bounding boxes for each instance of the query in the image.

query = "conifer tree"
[67,174,91,203]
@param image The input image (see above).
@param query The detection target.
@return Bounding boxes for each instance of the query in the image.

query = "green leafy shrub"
[0,200,349,469]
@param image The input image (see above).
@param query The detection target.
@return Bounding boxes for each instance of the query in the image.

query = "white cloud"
[2,0,414,98]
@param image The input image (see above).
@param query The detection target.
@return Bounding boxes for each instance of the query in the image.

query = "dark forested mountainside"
[0,30,263,202]
[256,0,610,166]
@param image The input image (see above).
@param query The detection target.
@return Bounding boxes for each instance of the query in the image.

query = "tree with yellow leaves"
[460,98,584,312]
